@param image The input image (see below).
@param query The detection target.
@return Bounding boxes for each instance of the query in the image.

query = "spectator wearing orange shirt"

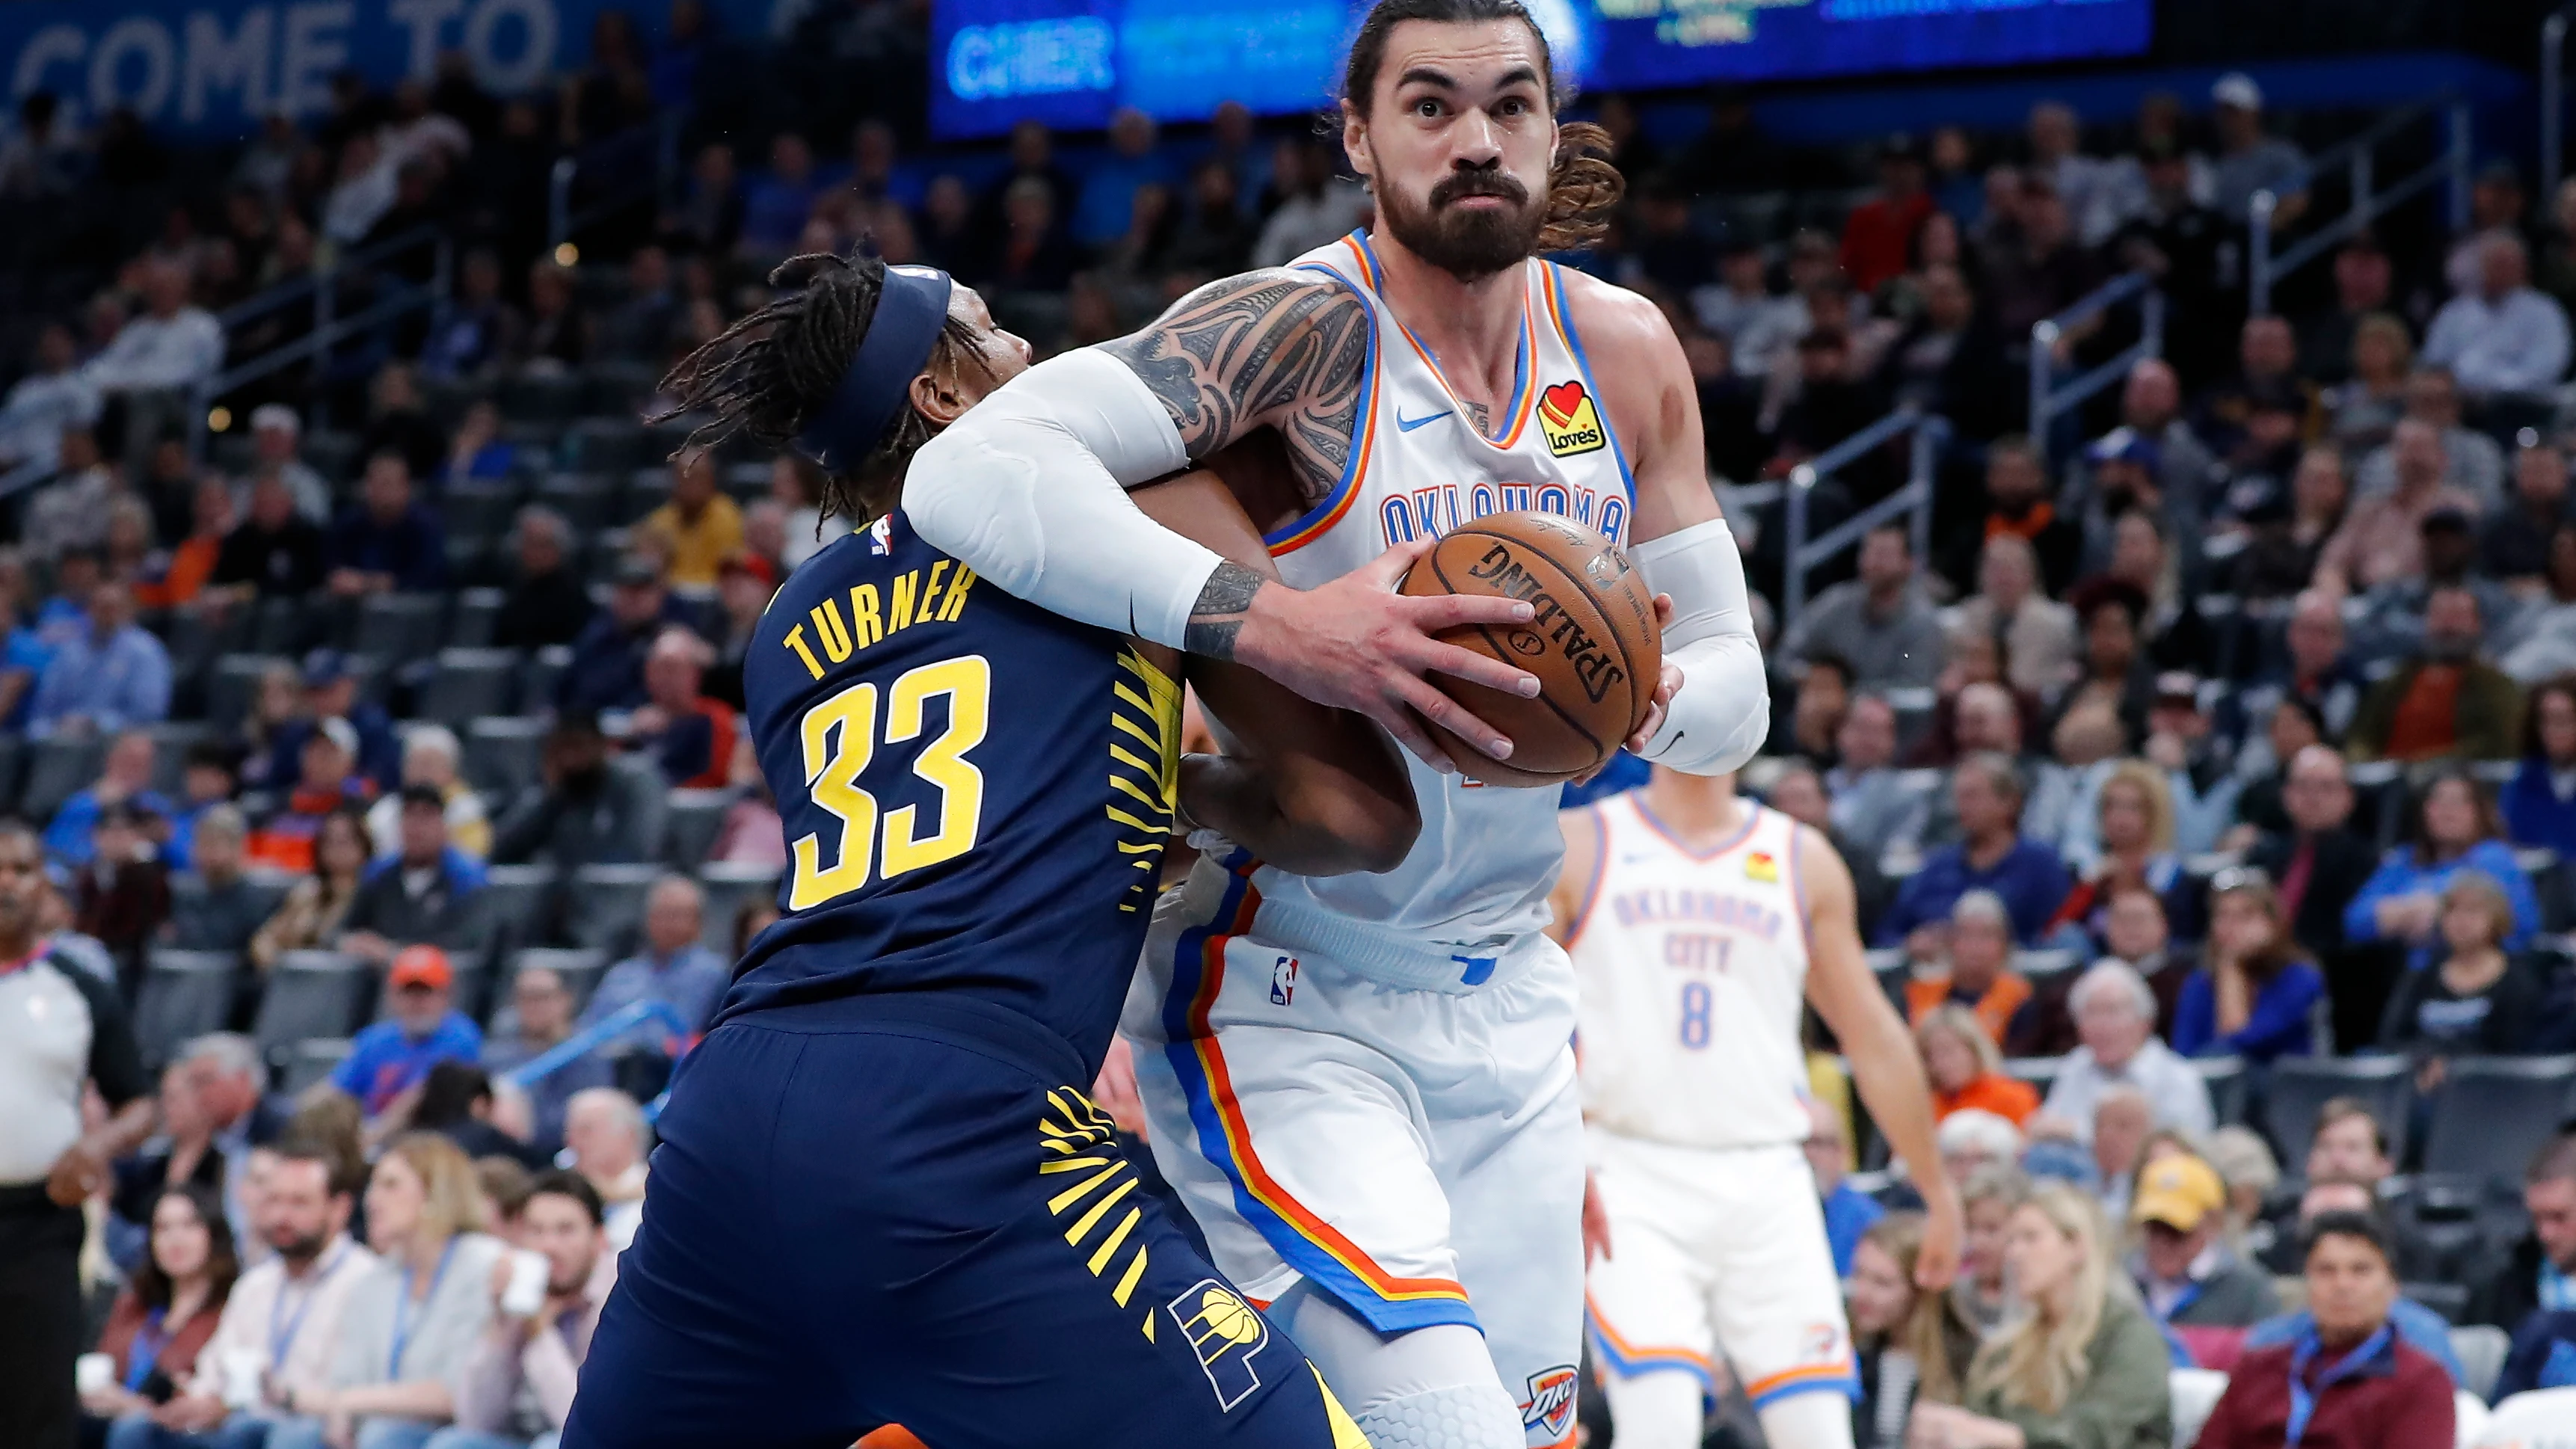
[137,476,233,612]
[624,627,735,790]
[2348,585,2522,762]
[1840,133,1935,295]
[245,718,376,873]
[1903,890,2035,1047]
[1916,1003,2041,1126]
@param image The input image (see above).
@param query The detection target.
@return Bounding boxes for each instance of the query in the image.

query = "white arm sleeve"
[903,348,1218,649]
[1631,517,1770,775]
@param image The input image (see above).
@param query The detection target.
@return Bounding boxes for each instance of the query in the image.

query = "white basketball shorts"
[1123,851,1589,1448]
[1583,1130,1859,1412]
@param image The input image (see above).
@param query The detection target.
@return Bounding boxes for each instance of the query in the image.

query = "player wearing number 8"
[1547,767,1965,1449]
[558,249,1407,1449]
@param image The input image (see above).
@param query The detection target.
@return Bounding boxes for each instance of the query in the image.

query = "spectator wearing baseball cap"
[2128,1154,2281,1345]
[2209,72,2307,224]
[246,717,376,873]
[259,649,402,793]
[328,945,483,1119]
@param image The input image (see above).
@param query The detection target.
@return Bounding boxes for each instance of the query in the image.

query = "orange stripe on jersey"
[1584,1290,1714,1382]
[1627,796,1764,862]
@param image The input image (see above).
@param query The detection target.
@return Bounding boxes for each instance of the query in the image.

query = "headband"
[794,264,955,473]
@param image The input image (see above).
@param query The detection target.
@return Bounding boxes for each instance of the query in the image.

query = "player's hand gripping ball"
[1398,509,1661,787]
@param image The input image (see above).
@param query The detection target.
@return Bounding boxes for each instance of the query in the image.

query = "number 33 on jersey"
[724,511,1183,1068]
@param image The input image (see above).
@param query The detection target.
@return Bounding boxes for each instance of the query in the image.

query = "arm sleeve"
[1627,518,1769,775]
[902,348,1218,650]
[2343,858,2403,944]
[64,960,148,1107]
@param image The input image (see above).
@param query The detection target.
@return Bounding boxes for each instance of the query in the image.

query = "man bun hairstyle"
[651,248,983,525]
[1338,0,1623,253]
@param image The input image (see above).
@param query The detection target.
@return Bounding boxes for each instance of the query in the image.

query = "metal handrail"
[2028,270,2163,470]
[2251,96,2471,316]
[502,999,691,1086]
[2548,7,2575,199]
[1781,407,1949,643]
[188,229,453,452]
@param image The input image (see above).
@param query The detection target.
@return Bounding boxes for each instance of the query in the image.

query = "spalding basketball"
[1398,510,1662,787]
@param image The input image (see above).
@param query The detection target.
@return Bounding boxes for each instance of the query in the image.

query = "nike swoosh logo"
[1397,409,1454,432]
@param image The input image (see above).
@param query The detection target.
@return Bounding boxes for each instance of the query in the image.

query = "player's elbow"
[1272,775,1421,876]
[1647,639,1770,776]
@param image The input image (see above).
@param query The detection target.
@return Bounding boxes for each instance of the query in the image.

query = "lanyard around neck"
[387,1238,459,1380]
[2286,1323,2391,1447]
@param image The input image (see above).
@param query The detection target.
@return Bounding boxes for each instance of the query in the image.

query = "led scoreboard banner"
[933,0,2152,138]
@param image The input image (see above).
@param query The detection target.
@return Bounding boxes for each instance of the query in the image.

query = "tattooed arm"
[907,271,1548,770]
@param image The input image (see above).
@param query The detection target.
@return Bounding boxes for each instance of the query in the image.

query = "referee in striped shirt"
[0,820,155,1448]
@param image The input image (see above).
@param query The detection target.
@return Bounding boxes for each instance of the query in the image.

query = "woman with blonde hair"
[1906,1183,2171,1448]
[265,1133,505,1449]
[1851,1213,1979,1448]
[2049,759,2185,939]
[1916,1006,2040,1127]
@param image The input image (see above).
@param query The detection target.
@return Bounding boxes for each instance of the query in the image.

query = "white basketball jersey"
[1569,794,1813,1151]
[1249,231,1638,950]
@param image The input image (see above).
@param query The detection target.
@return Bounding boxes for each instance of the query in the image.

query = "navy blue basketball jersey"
[717,511,1181,1071]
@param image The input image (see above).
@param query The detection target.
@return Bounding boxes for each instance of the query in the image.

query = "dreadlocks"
[650,249,984,524]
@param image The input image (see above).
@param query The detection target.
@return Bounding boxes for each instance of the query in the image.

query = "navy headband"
[794,264,955,473]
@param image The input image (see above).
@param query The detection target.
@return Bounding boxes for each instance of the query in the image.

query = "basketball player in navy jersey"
[559,250,1531,1448]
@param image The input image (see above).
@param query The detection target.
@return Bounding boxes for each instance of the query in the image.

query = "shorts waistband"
[1248,894,1546,995]
[721,990,1089,1087]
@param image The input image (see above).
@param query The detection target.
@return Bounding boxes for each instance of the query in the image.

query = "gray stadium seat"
[2192,1055,2251,1127]
[2421,1055,2576,1184]
[464,716,548,799]
[353,594,446,665]
[536,473,619,531]
[2012,948,2079,981]
[2005,1056,2065,1097]
[567,863,663,955]
[662,789,729,868]
[144,722,215,796]
[698,861,782,955]
[252,952,375,1058]
[247,599,306,656]
[2452,1324,2512,1403]
[479,864,559,945]
[443,482,524,547]
[2264,1053,2414,1166]
[506,947,610,1012]
[568,419,652,474]
[0,734,25,815]
[133,950,242,1069]
[2403,1280,2470,1324]
[448,588,506,650]
[520,647,572,711]
[501,374,585,425]
[280,1039,354,1097]
[423,650,520,724]
[622,467,673,524]
[19,733,103,825]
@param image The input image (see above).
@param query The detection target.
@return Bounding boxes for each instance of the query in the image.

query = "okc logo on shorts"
[1270,956,1298,1006]
[1167,1279,1270,1412]
[1519,1364,1580,1438]
[1538,380,1605,457]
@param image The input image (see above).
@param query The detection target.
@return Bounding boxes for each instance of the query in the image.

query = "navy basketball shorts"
[559,992,1367,1449]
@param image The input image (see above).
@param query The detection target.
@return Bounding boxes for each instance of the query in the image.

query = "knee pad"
[1350,1383,1530,1449]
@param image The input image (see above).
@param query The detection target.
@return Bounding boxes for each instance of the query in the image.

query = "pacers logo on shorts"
[1538,381,1606,457]
[1519,1365,1580,1439]
[1167,1279,1271,1412]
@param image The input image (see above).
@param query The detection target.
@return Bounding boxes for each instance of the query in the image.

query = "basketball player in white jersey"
[900,1,1769,1443]
[1549,767,1963,1449]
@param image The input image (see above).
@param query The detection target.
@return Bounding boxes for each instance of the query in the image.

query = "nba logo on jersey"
[1519,1365,1579,1439]
[866,516,894,556]
[1537,381,1605,457]
[1269,956,1298,1006]
[1166,1280,1271,1412]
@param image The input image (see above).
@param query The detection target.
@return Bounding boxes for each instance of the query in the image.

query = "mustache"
[1429,168,1529,209]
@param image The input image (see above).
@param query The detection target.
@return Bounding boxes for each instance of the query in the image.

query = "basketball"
[1398,510,1662,788]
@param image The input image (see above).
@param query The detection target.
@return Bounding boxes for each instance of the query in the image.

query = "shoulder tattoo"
[1102,273,1370,499]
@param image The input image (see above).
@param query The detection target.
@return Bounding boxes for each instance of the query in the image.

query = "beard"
[272,1226,328,1265]
[1377,164,1545,282]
